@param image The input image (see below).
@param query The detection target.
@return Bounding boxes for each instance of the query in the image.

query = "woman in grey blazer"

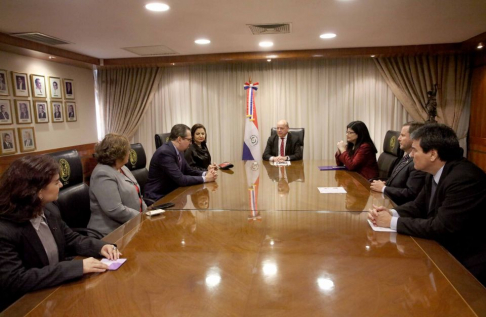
[88,134,147,236]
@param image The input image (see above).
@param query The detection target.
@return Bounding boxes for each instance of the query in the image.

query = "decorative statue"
[425,84,438,123]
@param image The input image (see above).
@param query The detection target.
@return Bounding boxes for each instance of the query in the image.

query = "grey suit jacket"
[0,203,106,311]
[384,160,426,205]
[88,164,147,236]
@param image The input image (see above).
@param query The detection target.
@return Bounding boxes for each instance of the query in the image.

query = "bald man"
[262,119,303,162]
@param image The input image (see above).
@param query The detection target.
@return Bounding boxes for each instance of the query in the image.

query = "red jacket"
[335,143,379,180]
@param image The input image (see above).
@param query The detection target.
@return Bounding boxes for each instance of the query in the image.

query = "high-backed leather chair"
[376,130,404,179]
[48,150,103,238]
[270,127,305,152]
[155,133,171,149]
[124,143,155,206]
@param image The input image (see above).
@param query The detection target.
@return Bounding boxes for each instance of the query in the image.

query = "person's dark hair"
[411,123,462,161]
[191,123,207,145]
[169,124,191,141]
[95,133,130,166]
[0,155,59,222]
[346,121,377,156]
[403,121,424,135]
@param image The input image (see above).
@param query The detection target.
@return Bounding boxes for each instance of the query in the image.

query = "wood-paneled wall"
[0,143,97,183]
[468,51,486,172]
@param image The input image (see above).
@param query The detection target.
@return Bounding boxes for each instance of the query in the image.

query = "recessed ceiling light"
[313,54,323,57]
[371,55,376,58]
[195,39,211,45]
[259,41,274,48]
[266,55,277,58]
[267,59,272,62]
[48,56,55,59]
[478,43,484,49]
[171,63,175,65]
[320,33,336,39]
[145,3,170,12]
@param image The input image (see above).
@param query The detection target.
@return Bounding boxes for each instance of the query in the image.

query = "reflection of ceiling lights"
[205,274,221,287]
[195,39,211,45]
[317,278,334,291]
[259,41,274,47]
[262,262,278,276]
[478,43,484,49]
[267,59,272,62]
[145,3,170,11]
[320,33,336,39]
[371,55,376,58]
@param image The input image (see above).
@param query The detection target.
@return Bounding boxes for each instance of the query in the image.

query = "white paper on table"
[317,187,347,194]
[273,161,291,166]
[367,220,397,232]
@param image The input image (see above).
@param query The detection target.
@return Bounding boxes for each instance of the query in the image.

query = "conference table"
[3,160,486,317]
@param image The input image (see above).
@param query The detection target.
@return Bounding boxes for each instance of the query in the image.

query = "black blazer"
[262,133,303,161]
[384,160,426,205]
[145,142,204,201]
[184,143,211,171]
[0,203,106,311]
[396,158,486,285]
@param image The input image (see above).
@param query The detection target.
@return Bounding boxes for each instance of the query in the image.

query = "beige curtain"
[96,67,163,138]
[373,54,471,132]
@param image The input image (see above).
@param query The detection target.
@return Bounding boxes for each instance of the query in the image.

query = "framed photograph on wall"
[63,78,75,99]
[18,127,36,152]
[11,72,29,97]
[0,69,9,96]
[34,101,49,123]
[14,100,32,124]
[51,101,64,122]
[0,99,13,125]
[49,76,62,99]
[0,128,17,156]
[31,74,47,99]
[66,101,77,121]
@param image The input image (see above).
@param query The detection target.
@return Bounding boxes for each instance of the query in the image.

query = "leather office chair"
[48,150,103,239]
[376,130,404,179]
[155,132,171,149]
[271,127,305,152]
[125,143,155,206]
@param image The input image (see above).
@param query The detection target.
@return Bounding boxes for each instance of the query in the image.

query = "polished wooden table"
[3,161,486,317]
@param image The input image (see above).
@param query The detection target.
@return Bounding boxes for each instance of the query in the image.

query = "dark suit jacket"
[396,158,486,285]
[384,160,426,205]
[3,141,13,149]
[262,133,303,161]
[0,112,9,120]
[145,142,204,201]
[0,203,106,311]
[335,143,379,180]
[38,112,46,119]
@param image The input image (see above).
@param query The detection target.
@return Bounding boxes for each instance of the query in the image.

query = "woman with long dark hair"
[0,155,119,311]
[184,123,217,171]
[335,120,379,180]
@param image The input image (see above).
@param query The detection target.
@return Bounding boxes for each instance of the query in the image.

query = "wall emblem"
[129,149,138,168]
[59,158,71,184]
[389,136,397,150]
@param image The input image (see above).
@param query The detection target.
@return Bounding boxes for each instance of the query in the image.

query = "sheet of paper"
[101,258,127,270]
[273,161,291,166]
[367,220,397,232]
[318,187,347,194]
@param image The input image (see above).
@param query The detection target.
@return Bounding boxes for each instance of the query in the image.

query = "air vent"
[122,45,179,56]
[10,32,71,45]
[247,23,291,35]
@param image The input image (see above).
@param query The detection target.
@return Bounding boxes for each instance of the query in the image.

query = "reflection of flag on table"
[242,82,261,160]
[245,161,261,221]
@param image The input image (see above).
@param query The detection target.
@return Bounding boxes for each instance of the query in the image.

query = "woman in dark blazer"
[0,155,119,312]
[184,123,216,171]
[335,120,379,180]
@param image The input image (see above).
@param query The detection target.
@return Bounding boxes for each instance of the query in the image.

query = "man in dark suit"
[0,105,9,120]
[262,120,303,162]
[370,122,426,205]
[2,133,13,149]
[144,124,218,201]
[38,104,47,119]
[369,124,486,286]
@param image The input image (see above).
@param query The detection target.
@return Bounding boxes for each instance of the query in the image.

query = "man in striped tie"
[370,122,426,205]
[262,120,303,162]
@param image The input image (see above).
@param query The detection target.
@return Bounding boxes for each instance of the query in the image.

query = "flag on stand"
[245,161,261,221]
[242,81,261,160]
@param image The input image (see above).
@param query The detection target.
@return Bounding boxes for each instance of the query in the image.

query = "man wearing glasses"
[145,124,218,201]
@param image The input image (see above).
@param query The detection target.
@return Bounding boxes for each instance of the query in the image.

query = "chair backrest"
[270,128,305,147]
[377,130,404,179]
[155,133,171,149]
[48,150,91,229]
[125,143,148,195]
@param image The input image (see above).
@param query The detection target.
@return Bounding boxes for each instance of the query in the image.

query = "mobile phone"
[153,202,175,210]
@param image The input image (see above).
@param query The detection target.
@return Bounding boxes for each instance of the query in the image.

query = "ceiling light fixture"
[266,55,277,58]
[145,3,170,12]
[313,54,323,57]
[195,39,211,45]
[48,56,55,59]
[320,33,336,39]
[478,43,484,49]
[267,59,272,62]
[371,55,376,58]
[259,41,274,48]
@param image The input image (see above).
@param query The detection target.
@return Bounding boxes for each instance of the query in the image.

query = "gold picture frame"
[14,99,32,124]
[63,78,75,100]
[0,99,13,125]
[0,128,17,156]
[51,101,64,122]
[49,76,62,99]
[0,69,9,96]
[34,101,49,123]
[30,74,47,99]
[18,127,36,152]
[66,101,77,122]
[11,72,29,97]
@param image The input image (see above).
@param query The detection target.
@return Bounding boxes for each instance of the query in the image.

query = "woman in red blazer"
[335,121,379,180]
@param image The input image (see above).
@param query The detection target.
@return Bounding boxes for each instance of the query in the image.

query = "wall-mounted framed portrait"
[11,72,29,97]
[34,101,49,123]
[49,76,62,99]
[0,128,17,156]
[66,101,77,122]
[0,99,13,125]
[31,74,47,99]
[0,69,9,96]
[63,78,75,99]
[18,127,36,153]
[51,101,64,122]
[14,100,32,124]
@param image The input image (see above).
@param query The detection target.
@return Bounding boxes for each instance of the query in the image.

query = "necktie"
[38,217,59,265]
[177,152,182,170]
[388,154,409,182]
[280,138,285,156]
[429,179,438,211]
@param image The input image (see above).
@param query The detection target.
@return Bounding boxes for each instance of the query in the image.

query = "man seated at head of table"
[144,124,218,201]
[368,124,486,286]
[262,119,303,162]
[0,155,120,312]
[370,122,427,205]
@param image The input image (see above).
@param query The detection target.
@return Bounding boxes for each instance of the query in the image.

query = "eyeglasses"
[183,137,193,142]
[346,131,356,135]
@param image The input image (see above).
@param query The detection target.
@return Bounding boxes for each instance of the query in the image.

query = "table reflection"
[334,172,370,211]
